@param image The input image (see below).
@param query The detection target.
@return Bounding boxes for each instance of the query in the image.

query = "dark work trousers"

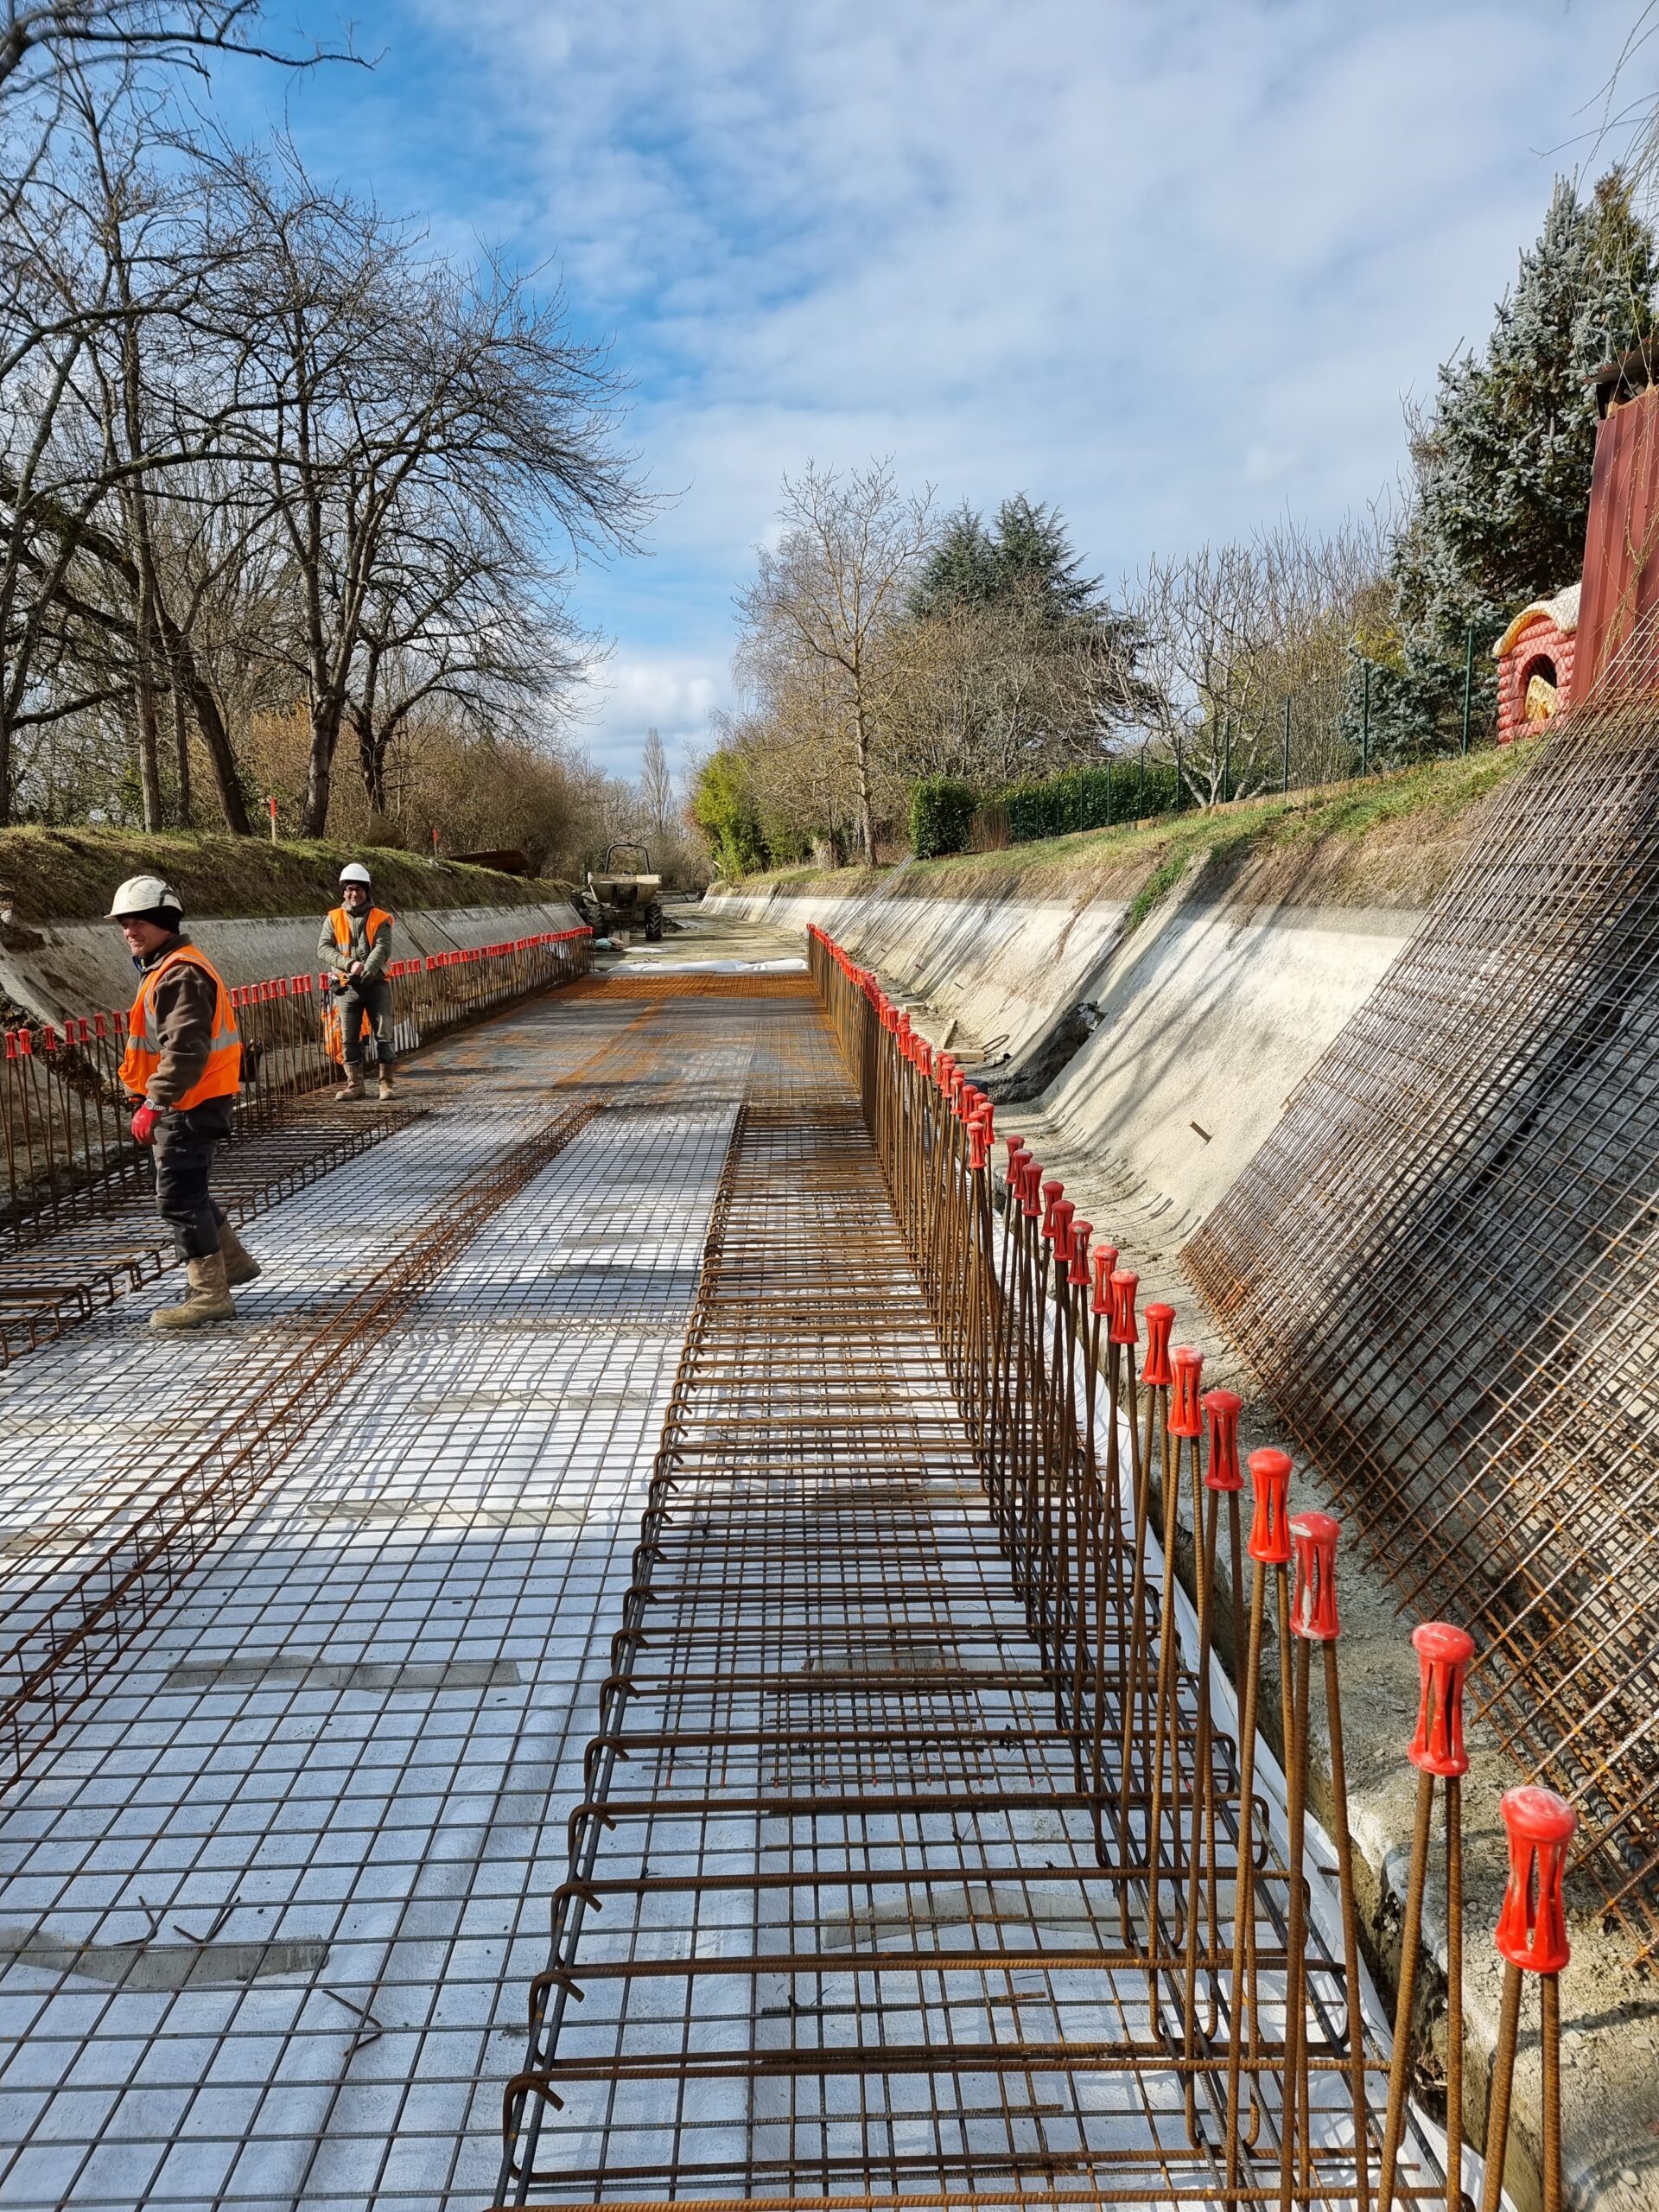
[336,978,395,1069]
[151,1100,233,1261]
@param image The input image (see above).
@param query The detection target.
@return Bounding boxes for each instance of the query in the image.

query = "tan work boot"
[217,1221,261,1287]
[150,1253,235,1331]
[337,1065,365,1103]
[377,1068,396,1102]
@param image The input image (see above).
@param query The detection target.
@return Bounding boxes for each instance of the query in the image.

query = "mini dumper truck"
[575,842,664,944]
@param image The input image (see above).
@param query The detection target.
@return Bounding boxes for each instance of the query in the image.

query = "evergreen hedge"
[1002,758,1182,842]
[909,776,980,858]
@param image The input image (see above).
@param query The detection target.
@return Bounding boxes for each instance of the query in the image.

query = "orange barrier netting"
[1,927,593,1235]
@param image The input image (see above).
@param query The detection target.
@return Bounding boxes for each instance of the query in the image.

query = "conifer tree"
[1353,172,1658,760]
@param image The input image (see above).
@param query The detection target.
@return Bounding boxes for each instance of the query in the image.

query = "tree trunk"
[300,696,342,837]
[352,645,385,811]
[854,710,875,861]
[132,593,163,831]
[144,599,253,836]
[188,676,252,835]
[170,677,192,825]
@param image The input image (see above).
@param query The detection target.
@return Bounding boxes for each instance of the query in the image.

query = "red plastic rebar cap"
[1289,1510,1341,1641]
[1408,1620,1476,1777]
[1048,1197,1075,1261]
[1067,1219,1091,1288]
[1107,1268,1139,1344]
[1167,1345,1204,1437]
[1495,1785,1576,1974]
[1141,1301,1175,1388]
[1201,1388,1243,1492]
[1247,1447,1293,1564]
[1040,1178,1064,1224]
[1089,1241,1120,1315]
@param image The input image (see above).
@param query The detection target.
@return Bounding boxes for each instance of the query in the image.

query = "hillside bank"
[0,826,581,1022]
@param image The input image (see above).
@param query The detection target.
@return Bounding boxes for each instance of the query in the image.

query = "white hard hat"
[108,874,182,919]
[339,862,372,887]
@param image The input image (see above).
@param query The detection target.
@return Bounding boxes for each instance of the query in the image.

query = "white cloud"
[572,653,725,779]
[303,0,1645,751]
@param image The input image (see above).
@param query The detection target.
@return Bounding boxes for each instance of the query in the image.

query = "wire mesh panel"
[498,964,1438,2212]
[1185,609,1659,1952]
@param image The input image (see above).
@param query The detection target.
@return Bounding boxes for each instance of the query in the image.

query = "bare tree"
[736,461,933,860]
[0,1,343,97]
[194,139,643,837]
[1121,512,1390,804]
[638,725,672,839]
[883,592,1147,792]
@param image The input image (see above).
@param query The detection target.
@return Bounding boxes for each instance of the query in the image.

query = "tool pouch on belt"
[321,991,372,1067]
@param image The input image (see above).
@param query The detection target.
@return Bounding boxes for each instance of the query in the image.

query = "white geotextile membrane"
[0,995,741,2211]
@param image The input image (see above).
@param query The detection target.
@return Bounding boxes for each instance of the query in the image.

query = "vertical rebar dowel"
[1485,1784,1577,2212]
[1278,1632,1313,2211]
[1461,624,1475,755]
[1541,1974,1562,2212]
[1478,1964,1522,2212]
[1445,1773,1463,2212]
[1377,1768,1433,2212]
[1224,1555,1269,2182]
[1325,1642,1372,2212]
[1382,1620,1475,2210]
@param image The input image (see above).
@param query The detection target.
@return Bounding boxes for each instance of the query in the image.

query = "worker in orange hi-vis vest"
[110,874,259,1331]
[320,861,397,1103]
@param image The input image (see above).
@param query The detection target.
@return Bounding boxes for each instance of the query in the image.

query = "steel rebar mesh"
[1185,606,1659,1950]
[495,958,1439,2211]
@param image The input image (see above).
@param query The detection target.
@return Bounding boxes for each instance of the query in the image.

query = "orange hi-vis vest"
[120,944,241,1106]
[328,905,393,959]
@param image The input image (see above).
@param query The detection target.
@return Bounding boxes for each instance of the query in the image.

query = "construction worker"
[110,875,260,1330]
[321,862,397,1102]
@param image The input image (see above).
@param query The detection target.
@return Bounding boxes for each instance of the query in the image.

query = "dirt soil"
[0,825,574,926]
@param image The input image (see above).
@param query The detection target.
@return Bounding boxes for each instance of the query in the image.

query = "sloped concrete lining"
[712,881,1414,1233]
[1039,896,1414,1230]
[712,881,1128,1059]
[0,899,581,1021]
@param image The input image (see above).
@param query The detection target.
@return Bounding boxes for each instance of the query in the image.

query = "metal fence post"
[1461,625,1475,755]
[1282,695,1292,793]
[1362,662,1370,777]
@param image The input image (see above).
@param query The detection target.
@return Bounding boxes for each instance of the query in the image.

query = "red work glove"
[130,1103,158,1146]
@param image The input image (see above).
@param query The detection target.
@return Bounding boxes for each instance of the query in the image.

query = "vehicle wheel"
[645,906,664,942]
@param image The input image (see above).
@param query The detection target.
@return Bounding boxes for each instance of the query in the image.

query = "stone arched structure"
[1492,582,1579,743]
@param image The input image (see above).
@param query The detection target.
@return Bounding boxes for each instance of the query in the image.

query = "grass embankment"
[720,742,1536,930]
[0,826,574,927]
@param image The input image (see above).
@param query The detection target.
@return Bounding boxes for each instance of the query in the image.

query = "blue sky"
[219,0,1646,779]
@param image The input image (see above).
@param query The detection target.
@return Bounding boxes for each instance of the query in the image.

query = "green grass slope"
[716,742,1536,925]
[0,827,575,926]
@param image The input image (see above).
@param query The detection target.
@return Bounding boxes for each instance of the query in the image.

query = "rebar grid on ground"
[0,931,593,1365]
[560,975,813,1001]
[0,983,761,2211]
[1184,607,1659,1955]
[496,963,1439,2211]
[0,1100,601,1791]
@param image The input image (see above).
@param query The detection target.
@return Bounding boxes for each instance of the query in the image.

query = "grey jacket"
[319,906,393,986]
